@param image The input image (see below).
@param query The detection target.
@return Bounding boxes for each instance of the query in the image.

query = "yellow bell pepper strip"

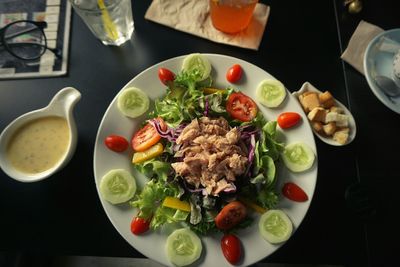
[202,87,226,95]
[162,196,191,212]
[132,143,164,164]
[238,197,267,214]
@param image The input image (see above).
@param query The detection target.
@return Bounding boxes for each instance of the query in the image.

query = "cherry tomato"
[215,201,247,230]
[221,234,242,264]
[131,118,166,152]
[158,68,175,85]
[226,64,243,83]
[226,92,258,122]
[277,112,301,129]
[282,182,309,202]
[130,217,151,235]
[104,135,129,152]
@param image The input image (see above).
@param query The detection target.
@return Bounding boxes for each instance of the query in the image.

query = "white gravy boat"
[0,87,81,182]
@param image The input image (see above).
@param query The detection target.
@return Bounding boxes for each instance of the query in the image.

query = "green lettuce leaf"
[130,179,184,229]
[259,121,285,160]
[134,159,171,182]
[189,194,202,225]
[151,69,210,127]
[151,206,189,229]
[251,155,276,186]
[257,188,279,209]
[262,121,278,138]
[153,98,184,127]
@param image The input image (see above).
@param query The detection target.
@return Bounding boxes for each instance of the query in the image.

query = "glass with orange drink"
[209,0,259,34]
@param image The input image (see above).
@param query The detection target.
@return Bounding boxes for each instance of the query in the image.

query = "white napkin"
[341,20,384,74]
[144,0,270,50]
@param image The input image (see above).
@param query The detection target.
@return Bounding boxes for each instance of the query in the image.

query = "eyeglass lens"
[4,21,46,60]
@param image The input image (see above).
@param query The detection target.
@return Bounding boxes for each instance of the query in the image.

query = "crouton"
[323,122,336,136]
[336,127,350,134]
[302,91,315,96]
[322,98,336,108]
[311,121,323,133]
[330,106,344,114]
[300,92,320,113]
[333,130,349,144]
[335,114,349,127]
[307,107,326,122]
[325,112,349,127]
[325,112,338,123]
[319,91,333,103]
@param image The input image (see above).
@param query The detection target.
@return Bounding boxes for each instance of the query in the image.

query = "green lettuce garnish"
[149,69,216,127]
[129,179,187,229]
[133,159,171,182]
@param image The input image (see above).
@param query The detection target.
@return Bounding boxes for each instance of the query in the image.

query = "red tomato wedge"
[131,118,166,152]
[104,135,129,152]
[130,217,150,235]
[221,234,242,264]
[282,182,309,202]
[226,64,243,83]
[226,92,258,122]
[215,201,247,230]
[158,68,175,85]
[277,112,301,129]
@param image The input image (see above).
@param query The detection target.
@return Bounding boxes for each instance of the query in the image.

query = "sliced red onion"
[203,98,209,117]
[241,129,260,139]
[182,179,204,193]
[248,134,256,164]
[239,124,256,131]
[239,125,260,139]
[189,187,204,193]
[223,183,237,193]
[201,188,209,196]
[172,143,182,152]
[148,119,187,142]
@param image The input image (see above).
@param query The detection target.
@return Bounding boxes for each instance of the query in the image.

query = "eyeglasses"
[0,20,61,60]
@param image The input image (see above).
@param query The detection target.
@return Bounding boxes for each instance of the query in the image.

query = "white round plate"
[93,54,318,267]
[364,28,400,114]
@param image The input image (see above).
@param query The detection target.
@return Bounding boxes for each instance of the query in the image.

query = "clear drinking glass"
[209,0,259,34]
[69,0,134,46]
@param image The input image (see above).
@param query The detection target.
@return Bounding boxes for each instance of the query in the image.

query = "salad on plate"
[95,53,316,267]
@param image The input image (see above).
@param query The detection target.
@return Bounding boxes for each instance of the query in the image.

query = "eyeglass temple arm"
[4,26,43,41]
[5,42,62,59]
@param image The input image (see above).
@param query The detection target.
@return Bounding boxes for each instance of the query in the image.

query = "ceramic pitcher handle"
[48,87,81,111]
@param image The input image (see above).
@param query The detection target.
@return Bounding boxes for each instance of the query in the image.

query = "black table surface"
[1,1,399,266]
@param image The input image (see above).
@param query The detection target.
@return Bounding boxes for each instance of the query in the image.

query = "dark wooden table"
[1,1,398,266]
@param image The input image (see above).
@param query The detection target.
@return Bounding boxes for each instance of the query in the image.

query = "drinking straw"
[97,0,119,41]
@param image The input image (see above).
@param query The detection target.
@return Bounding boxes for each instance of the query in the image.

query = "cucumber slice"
[259,209,293,244]
[166,228,202,267]
[256,79,287,108]
[117,87,149,118]
[99,169,136,204]
[182,53,211,81]
[282,142,315,172]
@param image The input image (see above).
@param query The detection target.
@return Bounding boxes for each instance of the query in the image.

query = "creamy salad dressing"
[6,116,70,174]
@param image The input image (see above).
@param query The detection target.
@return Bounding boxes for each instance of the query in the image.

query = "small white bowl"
[292,82,357,146]
[0,87,81,182]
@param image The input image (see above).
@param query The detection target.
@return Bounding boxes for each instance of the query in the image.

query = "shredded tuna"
[171,117,248,196]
